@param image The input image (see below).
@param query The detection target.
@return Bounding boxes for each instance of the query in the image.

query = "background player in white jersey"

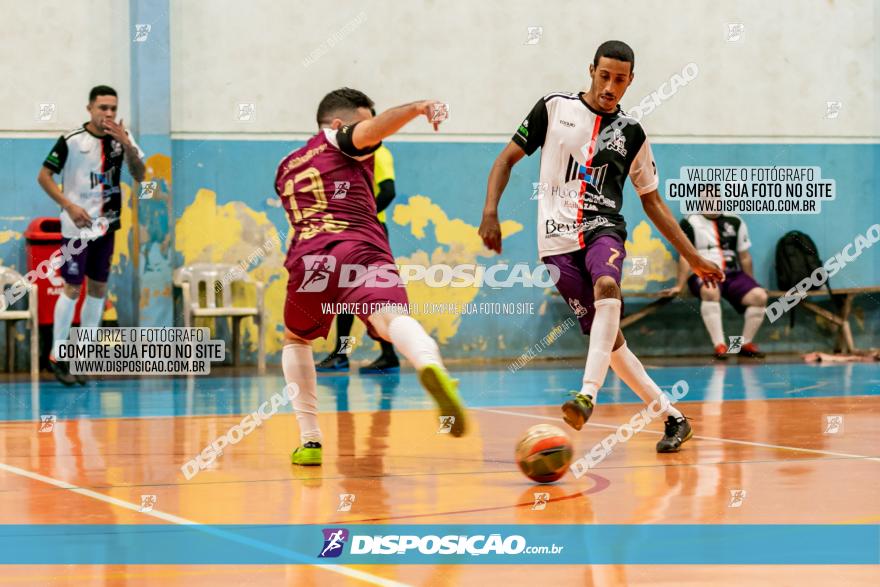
[38,85,145,385]
[479,41,724,452]
[663,186,768,359]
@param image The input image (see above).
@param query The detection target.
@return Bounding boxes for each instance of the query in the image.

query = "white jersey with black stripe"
[512,92,659,258]
[680,214,751,272]
[43,124,144,238]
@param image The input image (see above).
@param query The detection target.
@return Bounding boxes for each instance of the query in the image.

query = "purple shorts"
[542,234,625,334]
[688,270,762,314]
[59,233,115,286]
[285,239,409,341]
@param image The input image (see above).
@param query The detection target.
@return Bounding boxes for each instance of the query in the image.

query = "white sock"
[742,306,764,344]
[282,342,321,444]
[610,342,683,419]
[387,315,442,370]
[80,295,104,328]
[700,301,725,346]
[52,293,77,359]
[580,298,621,399]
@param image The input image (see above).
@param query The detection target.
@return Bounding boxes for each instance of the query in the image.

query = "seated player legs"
[696,278,727,359]
[676,200,765,358]
[736,282,768,358]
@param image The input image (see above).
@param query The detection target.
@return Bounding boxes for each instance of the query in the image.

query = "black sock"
[379,340,397,361]
[332,313,355,354]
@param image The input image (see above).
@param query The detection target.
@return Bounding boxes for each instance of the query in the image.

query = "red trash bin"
[23,217,86,325]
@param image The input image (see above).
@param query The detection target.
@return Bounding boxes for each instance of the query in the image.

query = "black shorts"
[59,232,115,285]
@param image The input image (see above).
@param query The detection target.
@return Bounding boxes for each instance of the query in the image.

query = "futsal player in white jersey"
[38,85,145,385]
[480,41,724,452]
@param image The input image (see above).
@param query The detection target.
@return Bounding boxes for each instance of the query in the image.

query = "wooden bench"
[765,287,879,353]
[615,287,879,353]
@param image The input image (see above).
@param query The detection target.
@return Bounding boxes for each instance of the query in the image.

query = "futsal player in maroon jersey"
[275,88,466,465]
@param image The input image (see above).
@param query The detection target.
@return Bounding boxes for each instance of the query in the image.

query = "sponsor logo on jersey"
[559,119,575,128]
[607,129,627,157]
[544,216,613,238]
[90,168,117,189]
[564,155,608,197]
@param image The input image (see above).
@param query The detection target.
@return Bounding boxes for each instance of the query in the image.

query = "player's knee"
[87,280,107,298]
[367,313,389,339]
[368,308,406,341]
[63,283,81,299]
[283,328,309,346]
[746,287,768,307]
[594,276,620,300]
[699,286,720,302]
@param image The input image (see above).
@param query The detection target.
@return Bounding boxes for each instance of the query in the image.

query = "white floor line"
[0,462,410,587]
[475,408,880,463]
[784,382,829,394]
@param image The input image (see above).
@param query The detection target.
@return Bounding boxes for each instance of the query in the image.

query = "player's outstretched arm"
[352,100,446,150]
[479,142,526,254]
[640,189,724,286]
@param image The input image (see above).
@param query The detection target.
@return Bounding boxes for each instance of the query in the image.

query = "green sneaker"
[291,441,322,466]
[418,364,467,437]
[562,392,594,431]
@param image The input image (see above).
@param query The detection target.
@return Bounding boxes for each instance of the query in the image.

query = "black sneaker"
[562,393,594,431]
[359,354,400,375]
[48,359,77,387]
[315,354,349,372]
[656,416,693,453]
[738,343,766,359]
[74,373,87,386]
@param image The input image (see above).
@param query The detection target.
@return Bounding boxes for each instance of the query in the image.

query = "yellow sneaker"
[418,364,467,437]
[291,441,322,466]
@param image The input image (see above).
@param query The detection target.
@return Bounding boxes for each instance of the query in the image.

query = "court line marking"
[784,382,830,394]
[475,408,880,463]
[0,462,410,587]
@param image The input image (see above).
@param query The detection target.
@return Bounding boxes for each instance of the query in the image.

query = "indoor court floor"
[0,360,878,586]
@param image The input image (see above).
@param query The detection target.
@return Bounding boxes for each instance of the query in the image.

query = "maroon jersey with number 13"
[274,126,388,270]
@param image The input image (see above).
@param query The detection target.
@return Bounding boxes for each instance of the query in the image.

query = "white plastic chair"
[172,263,265,372]
[0,266,39,378]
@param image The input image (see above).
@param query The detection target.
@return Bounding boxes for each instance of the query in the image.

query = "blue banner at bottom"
[0,524,877,565]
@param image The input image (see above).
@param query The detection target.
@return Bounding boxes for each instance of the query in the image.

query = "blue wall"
[2,138,877,367]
